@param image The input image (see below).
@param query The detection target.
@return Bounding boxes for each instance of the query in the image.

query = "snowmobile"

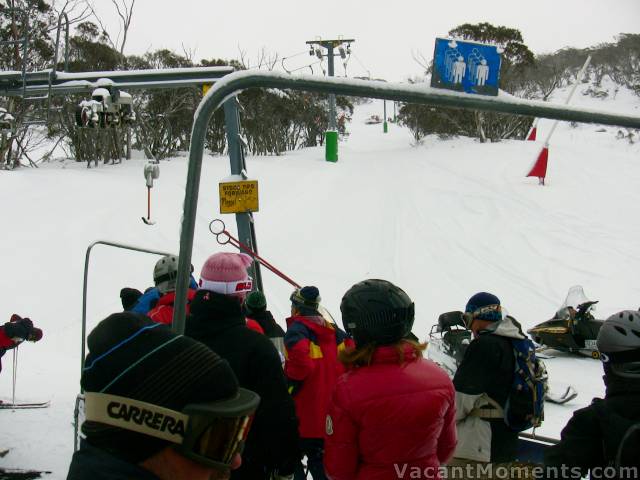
[527,285,604,359]
[426,311,578,404]
[426,311,470,377]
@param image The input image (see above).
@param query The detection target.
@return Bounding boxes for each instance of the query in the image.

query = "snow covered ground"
[1,81,639,477]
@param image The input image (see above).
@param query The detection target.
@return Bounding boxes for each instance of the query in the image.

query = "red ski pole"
[209,219,301,289]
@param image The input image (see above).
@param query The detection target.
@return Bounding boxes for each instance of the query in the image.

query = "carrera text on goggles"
[84,388,260,470]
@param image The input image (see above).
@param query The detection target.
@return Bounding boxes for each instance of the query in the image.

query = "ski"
[536,352,556,359]
[546,386,578,405]
[0,467,51,479]
[0,401,50,410]
[0,449,9,458]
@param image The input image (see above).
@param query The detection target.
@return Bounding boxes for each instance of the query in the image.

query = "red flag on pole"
[526,146,549,184]
[527,126,537,141]
[524,55,591,185]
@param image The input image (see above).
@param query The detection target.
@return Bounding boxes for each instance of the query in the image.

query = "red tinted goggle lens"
[194,414,254,465]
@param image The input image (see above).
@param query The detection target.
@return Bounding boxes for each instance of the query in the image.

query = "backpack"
[503,337,548,432]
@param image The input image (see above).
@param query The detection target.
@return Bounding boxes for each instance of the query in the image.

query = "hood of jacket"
[155,289,197,307]
[286,314,337,340]
[479,315,526,340]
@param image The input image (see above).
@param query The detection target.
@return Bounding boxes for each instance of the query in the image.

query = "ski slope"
[1,82,639,476]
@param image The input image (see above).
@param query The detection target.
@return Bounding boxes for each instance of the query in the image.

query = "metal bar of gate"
[81,241,171,371]
[172,70,640,335]
[77,240,171,451]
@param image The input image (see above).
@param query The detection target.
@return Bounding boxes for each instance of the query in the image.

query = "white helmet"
[153,255,179,294]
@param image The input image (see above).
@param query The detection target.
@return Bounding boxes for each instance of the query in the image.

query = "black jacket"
[543,374,640,479]
[67,443,160,480]
[452,317,522,463]
[247,309,285,339]
[186,290,300,478]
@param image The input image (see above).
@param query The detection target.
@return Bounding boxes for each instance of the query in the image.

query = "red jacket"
[147,289,196,325]
[0,328,14,349]
[284,315,352,438]
[324,344,457,480]
[246,318,265,334]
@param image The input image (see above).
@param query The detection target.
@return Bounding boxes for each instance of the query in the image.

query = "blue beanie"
[465,292,502,322]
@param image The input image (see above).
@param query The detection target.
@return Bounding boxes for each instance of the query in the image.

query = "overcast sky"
[92,0,640,81]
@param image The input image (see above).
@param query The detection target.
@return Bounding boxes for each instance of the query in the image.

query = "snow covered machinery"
[527,286,604,359]
[75,87,136,128]
[0,107,15,135]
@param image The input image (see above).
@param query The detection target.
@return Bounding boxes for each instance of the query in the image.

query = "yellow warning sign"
[219,180,259,214]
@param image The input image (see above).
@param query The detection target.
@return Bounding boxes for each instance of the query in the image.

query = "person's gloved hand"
[4,317,32,340]
[27,327,43,342]
[5,315,41,342]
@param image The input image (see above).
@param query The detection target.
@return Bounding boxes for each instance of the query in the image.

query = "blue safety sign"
[431,38,502,96]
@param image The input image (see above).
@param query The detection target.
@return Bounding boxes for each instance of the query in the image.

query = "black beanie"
[81,312,239,463]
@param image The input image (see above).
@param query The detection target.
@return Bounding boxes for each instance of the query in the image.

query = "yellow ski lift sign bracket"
[219,180,259,214]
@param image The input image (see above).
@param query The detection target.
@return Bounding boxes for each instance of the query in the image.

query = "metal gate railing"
[172,70,640,334]
[75,240,171,451]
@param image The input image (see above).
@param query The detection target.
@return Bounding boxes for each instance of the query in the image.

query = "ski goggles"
[599,347,640,365]
[462,304,503,328]
[84,388,260,470]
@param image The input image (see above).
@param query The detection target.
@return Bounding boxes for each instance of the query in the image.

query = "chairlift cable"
[288,61,322,74]
[281,50,309,74]
[352,52,371,77]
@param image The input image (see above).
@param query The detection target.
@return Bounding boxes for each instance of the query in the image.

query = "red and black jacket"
[284,315,353,439]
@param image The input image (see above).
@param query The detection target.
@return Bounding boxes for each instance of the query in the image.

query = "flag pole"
[526,55,592,184]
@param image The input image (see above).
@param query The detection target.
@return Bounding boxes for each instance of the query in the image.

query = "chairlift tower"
[305,37,354,162]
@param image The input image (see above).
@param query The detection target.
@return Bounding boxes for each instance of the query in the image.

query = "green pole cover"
[325,130,338,162]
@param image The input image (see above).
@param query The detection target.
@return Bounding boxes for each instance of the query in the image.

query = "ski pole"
[12,346,18,405]
[209,219,301,289]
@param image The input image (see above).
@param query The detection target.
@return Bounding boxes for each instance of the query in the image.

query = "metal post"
[325,44,339,162]
[223,98,263,291]
[327,45,337,131]
[383,100,388,133]
[126,128,132,160]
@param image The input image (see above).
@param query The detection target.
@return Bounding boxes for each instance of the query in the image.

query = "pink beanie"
[199,252,253,299]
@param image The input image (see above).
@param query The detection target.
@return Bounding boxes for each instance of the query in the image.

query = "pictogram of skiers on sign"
[432,38,502,96]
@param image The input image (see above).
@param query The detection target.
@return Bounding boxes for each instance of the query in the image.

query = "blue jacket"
[131,276,198,314]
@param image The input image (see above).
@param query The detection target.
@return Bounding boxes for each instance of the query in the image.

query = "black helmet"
[340,279,415,346]
[597,310,640,379]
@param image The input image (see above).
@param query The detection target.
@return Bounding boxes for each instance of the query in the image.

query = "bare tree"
[237,46,279,71]
[411,49,431,75]
[83,0,135,60]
